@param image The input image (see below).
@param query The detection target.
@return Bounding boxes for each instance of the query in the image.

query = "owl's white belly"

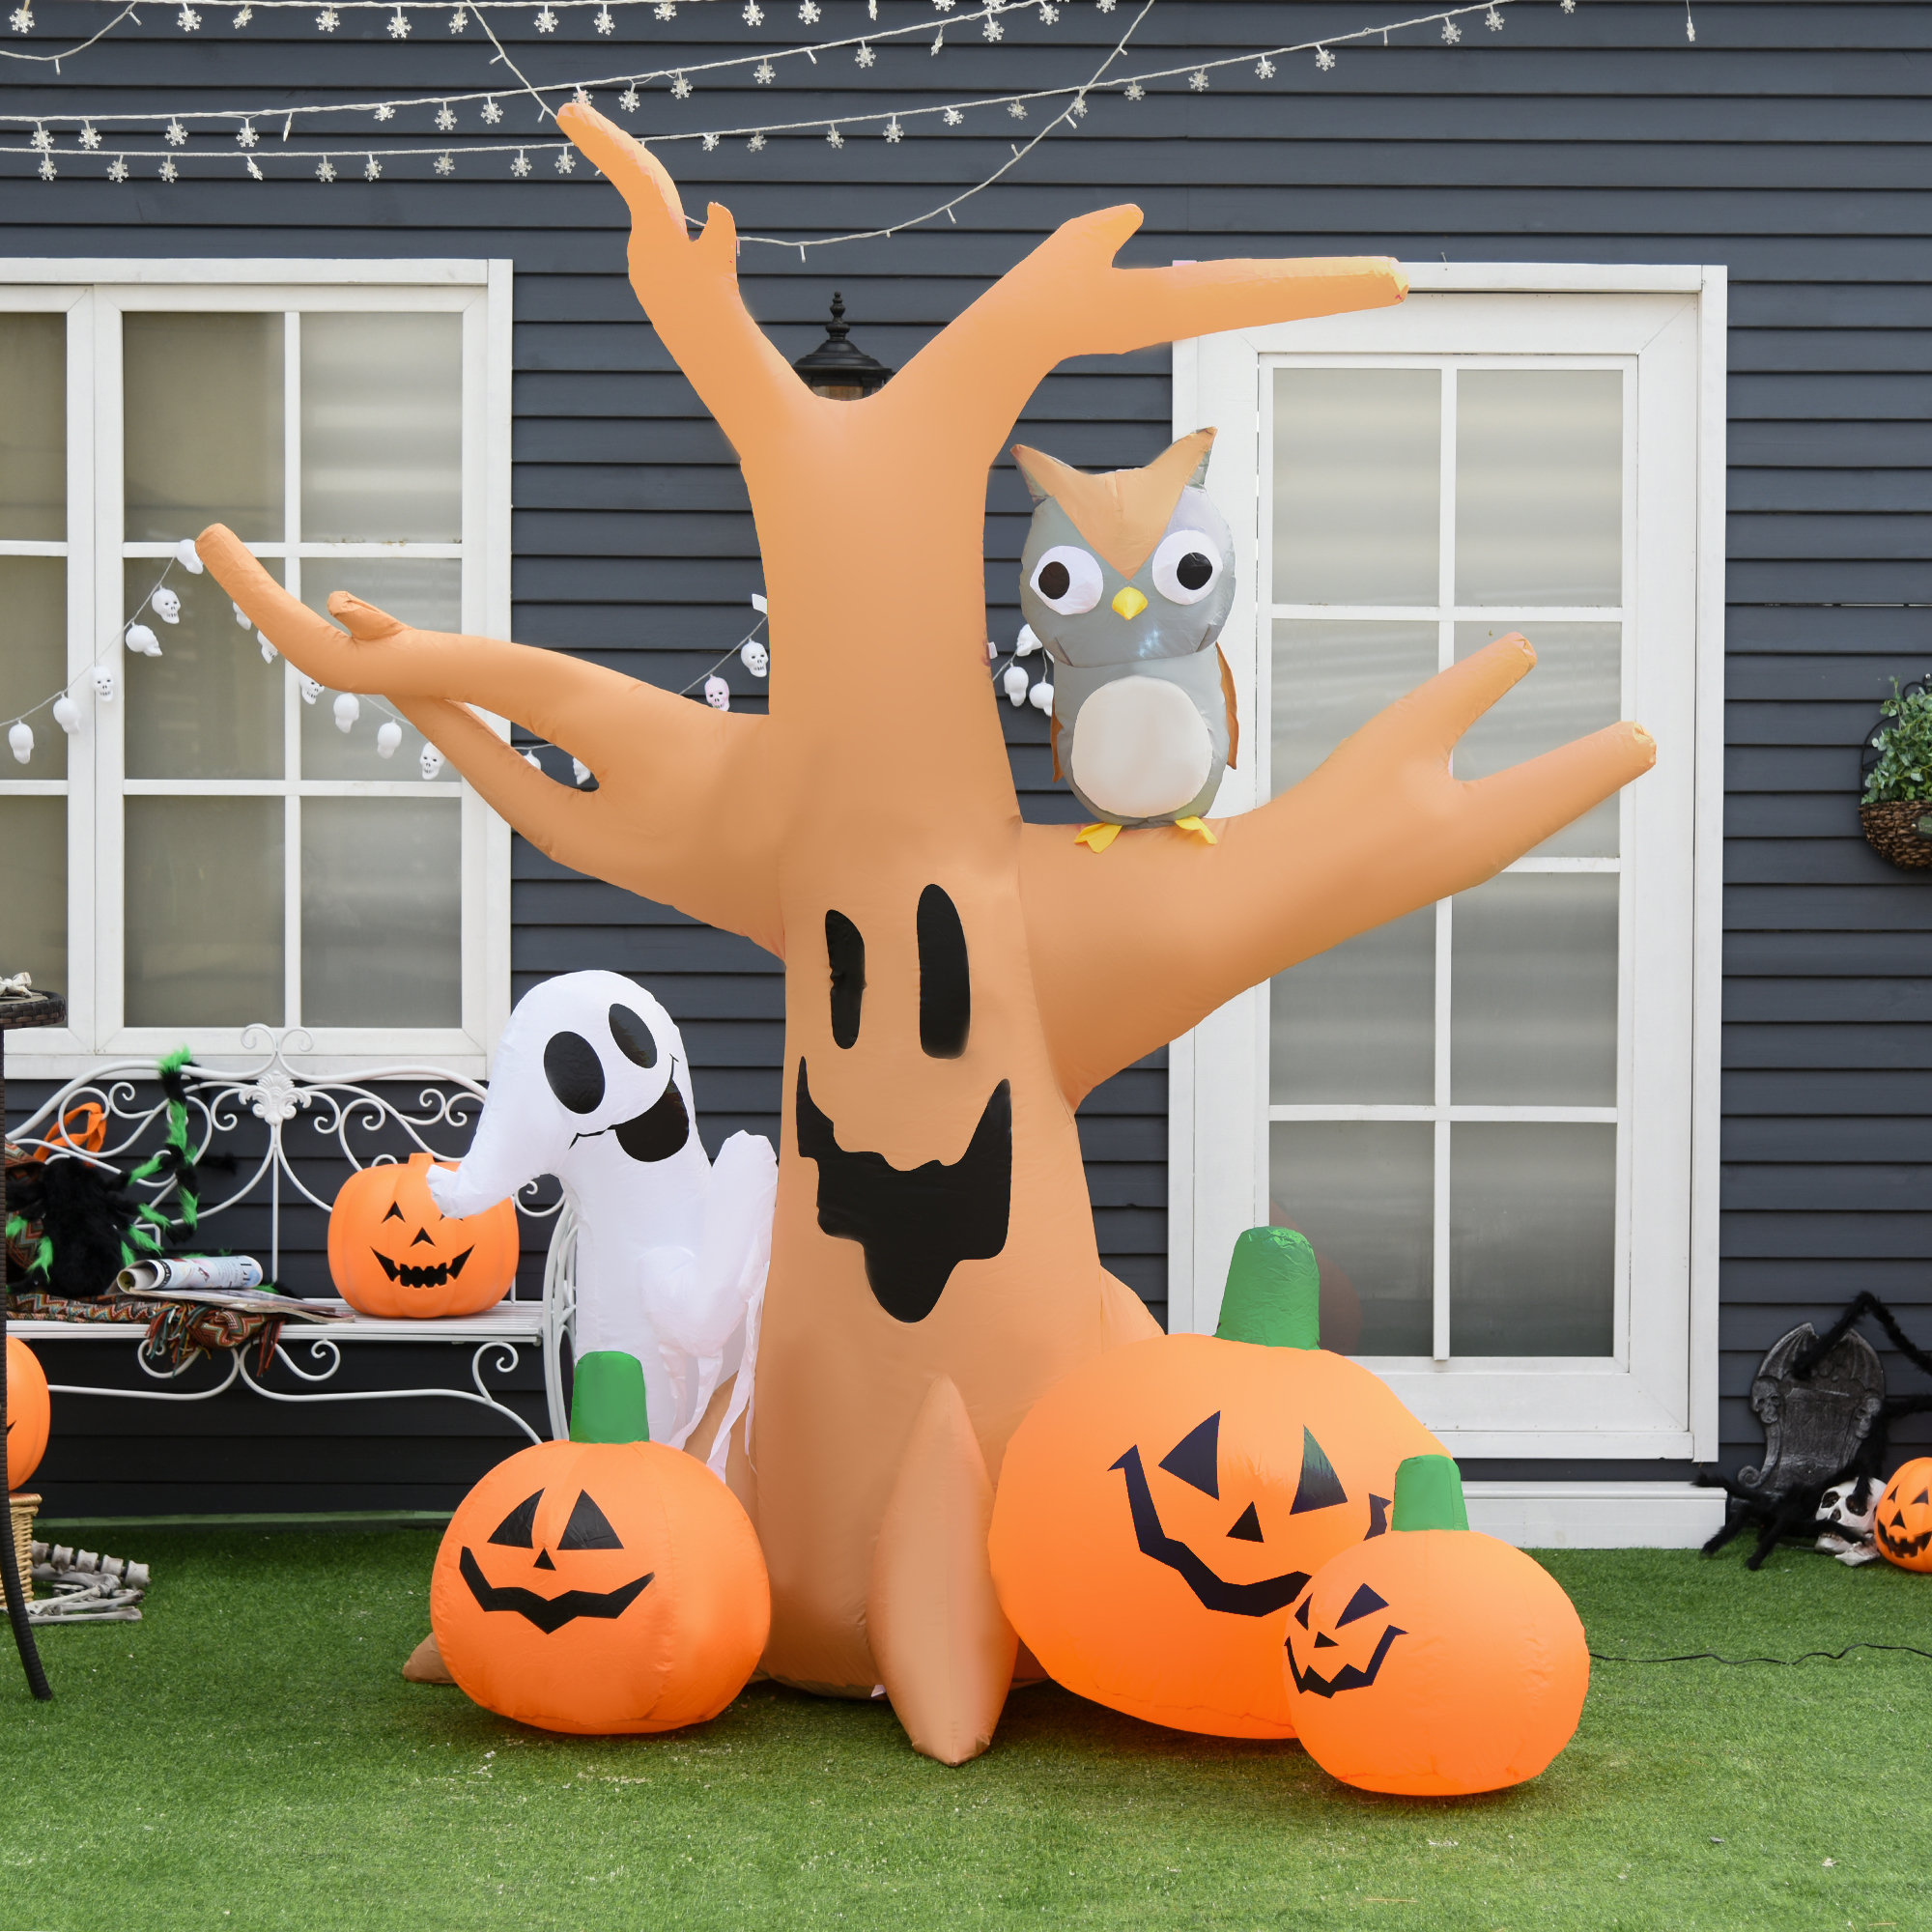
[1067,674,1213,821]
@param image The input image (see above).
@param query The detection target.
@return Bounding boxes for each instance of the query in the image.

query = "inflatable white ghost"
[426,970,776,1474]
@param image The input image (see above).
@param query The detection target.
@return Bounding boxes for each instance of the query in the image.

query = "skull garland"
[425,970,777,1468]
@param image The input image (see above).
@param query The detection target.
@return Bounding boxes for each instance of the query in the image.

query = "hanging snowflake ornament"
[77,121,100,150]
[654,0,676,14]
[374,104,395,122]
[107,156,129,183]
[51,695,79,735]
[315,2,337,21]
[747,130,766,152]
[176,4,201,28]
[741,639,769,677]
[534,5,556,28]
[376,719,402,757]
[387,5,410,34]
[1037,0,1057,18]
[165,119,188,145]
[360,154,380,180]
[435,102,456,131]
[1441,17,1462,43]
[929,27,942,52]
[698,131,718,151]
[37,155,55,182]
[237,119,258,148]
[754,59,775,83]
[932,0,954,10]
[511,149,531,175]
[595,3,612,29]
[703,675,731,711]
[1094,0,1115,10]
[29,120,48,150]
[883,116,903,142]
[742,0,761,19]
[982,14,1002,38]
[419,744,444,781]
[1070,92,1088,117]
[1487,4,1504,26]
[332,693,360,733]
[1255,54,1275,77]
[8,6,32,32]
[1560,0,1575,11]
[797,0,818,19]
[555,147,575,173]
[1189,69,1208,90]
[159,157,179,183]
[1009,99,1026,119]
[8,722,34,766]
[854,41,874,67]
[448,2,467,22]
[316,156,337,183]
[826,125,844,148]
[619,85,640,110]
[481,96,502,124]
[1002,664,1029,706]
[246,157,265,181]
[671,72,693,99]
[299,677,322,705]
[1315,44,1336,70]
[435,152,454,175]
[942,105,962,125]
[1122,80,1145,100]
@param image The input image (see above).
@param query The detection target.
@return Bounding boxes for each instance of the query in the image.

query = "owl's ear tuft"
[1174,426,1217,489]
[1012,443,1071,508]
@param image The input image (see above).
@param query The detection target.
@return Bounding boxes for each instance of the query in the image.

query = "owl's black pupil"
[1037,560,1070,600]
[1177,552,1213,591]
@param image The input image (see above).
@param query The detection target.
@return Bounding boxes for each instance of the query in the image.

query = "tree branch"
[1021,638,1656,1103]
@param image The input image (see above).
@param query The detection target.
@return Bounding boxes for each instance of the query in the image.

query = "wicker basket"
[1861,801,1932,870]
[8,1494,36,1603]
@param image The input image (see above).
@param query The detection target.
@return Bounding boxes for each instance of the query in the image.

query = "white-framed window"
[0,261,512,1079]
[1169,266,1725,1461]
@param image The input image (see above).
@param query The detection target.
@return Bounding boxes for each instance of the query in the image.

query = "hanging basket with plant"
[1861,677,1932,869]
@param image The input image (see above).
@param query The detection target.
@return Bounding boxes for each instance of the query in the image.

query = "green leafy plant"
[1862,679,1932,804]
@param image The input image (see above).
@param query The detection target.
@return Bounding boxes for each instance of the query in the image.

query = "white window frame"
[1168,263,1725,1463]
[0,260,513,1082]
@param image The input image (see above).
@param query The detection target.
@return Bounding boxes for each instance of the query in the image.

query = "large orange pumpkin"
[327,1151,519,1318]
[988,1227,1443,1738]
[5,1338,48,1492]
[430,1398,769,1735]
[1874,1458,1932,1573]
[1282,1455,1589,1796]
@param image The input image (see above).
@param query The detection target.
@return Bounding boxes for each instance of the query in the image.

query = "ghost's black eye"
[917,885,970,1059]
[383,1203,405,1222]
[1177,552,1213,590]
[544,1031,605,1114]
[1037,559,1069,600]
[558,1491,623,1550]
[609,1004,659,1069]
[488,1491,542,1548]
[826,910,865,1049]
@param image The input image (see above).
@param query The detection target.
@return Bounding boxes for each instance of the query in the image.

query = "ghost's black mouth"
[373,1247,472,1289]
[1286,1623,1406,1697]
[794,1058,1011,1324]
[1111,1445,1311,1617]
[458,1547,655,1634]
[566,1067,692,1164]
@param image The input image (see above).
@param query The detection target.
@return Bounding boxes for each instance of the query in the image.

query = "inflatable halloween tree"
[200,103,1653,1765]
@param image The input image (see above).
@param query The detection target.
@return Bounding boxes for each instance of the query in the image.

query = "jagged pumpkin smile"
[372,1242,474,1290]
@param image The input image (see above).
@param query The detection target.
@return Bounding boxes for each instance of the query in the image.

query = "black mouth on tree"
[373,1247,473,1290]
[793,1059,1011,1324]
[457,1547,655,1634]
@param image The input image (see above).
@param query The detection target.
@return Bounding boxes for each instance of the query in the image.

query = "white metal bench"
[9,1025,577,1444]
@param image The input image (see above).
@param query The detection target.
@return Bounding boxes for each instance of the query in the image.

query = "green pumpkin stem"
[1392,1454,1469,1533]
[1215,1226,1321,1350]
[568,1350,651,1445]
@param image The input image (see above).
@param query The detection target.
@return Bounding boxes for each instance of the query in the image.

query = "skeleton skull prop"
[150,587,182,625]
[91,667,116,702]
[703,675,731,712]
[1814,1475,1882,1566]
[740,639,768,677]
[420,744,445,781]
[125,624,162,659]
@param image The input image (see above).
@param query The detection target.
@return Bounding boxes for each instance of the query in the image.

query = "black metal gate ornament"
[1697,1292,1932,1570]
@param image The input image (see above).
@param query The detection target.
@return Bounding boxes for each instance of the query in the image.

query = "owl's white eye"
[1030,546,1103,616]
[1151,529,1223,606]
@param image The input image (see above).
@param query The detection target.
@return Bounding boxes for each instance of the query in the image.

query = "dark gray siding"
[6,0,1931,1512]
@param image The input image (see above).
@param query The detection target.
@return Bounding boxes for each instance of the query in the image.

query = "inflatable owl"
[1014,429,1237,852]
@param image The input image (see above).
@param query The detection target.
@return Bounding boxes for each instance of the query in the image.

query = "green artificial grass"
[2,1528,1927,1932]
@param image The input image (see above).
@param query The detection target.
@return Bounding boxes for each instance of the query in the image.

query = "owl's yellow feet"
[1173,816,1219,845]
[1075,822,1123,853]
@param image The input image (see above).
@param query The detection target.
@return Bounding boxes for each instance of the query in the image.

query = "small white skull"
[572,757,592,787]
[300,677,322,706]
[524,750,543,773]
[420,744,444,781]
[1029,679,1055,713]
[173,538,205,575]
[51,696,79,735]
[703,675,731,711]
[150,587,182,625]
[8,721,33,765]
[375,720,403,759]
[740,639,769,678]
[1014,623,1041,658]
[332,692,360,734]
[233,601,254,630]
[1003,664,1029,706]
[92,667,117,702]
[258,631,278,664]
[125,623,161,658]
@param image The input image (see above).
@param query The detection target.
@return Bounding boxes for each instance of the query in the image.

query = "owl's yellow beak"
[1111,585,1149,621]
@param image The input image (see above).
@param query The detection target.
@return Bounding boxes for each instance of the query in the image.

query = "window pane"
[124,314,284,544]
[1273,367,1438,608]
[1269,1122,1433,1355]
[1451,1122,1614,1355]
[0,559,67,780]
[1272,910,1434,1104]
[0,798,67,990]
[1451,873,1618,1106]
[300,313,462,542]
[298,558,462,781]
[1455,370,1621,608]
[1272,619,1437,794]
[124,559,284,781]
[301,799,460,1027]
[0,314,65,541]
[1455,621,1621,857]
[126,796,283,1026]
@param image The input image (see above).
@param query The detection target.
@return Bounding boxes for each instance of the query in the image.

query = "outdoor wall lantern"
[791,294,894,400]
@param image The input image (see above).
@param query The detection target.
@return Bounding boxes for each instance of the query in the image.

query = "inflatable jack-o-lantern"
[6,1338,49,1492]
[1283,1455,1590,1796]
[989,1228,1443,1737]
[431,1350,769,1735]
[327,1151,519,1318]
[1874,1457,1932,1573]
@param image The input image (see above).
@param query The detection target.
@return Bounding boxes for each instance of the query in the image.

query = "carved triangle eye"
[558,1491,623,1551]
[488,1490,542,1548]
[1289,1428,1348,1515]
[1336,1583,1387,1628]
[1157,1412,1220,1498]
